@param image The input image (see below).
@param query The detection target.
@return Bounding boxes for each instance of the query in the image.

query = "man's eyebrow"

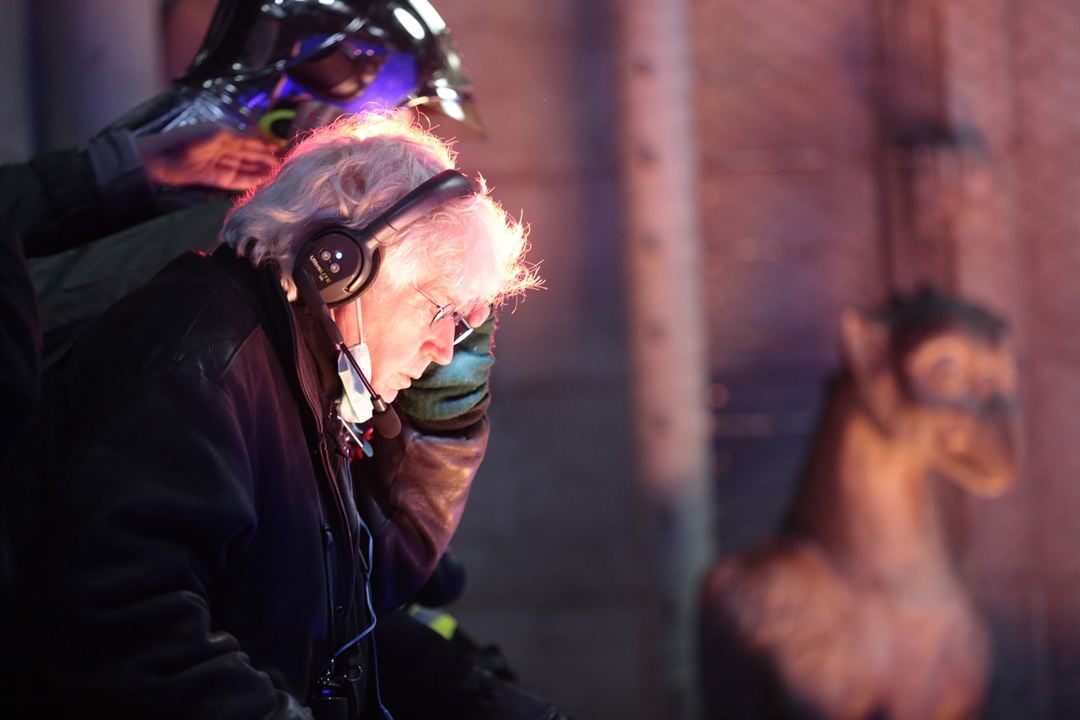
[424,282,465,307]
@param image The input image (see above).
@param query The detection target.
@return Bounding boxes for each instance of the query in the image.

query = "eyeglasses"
[411,284,474,346]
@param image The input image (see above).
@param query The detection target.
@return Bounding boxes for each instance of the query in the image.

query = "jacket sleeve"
[356,315,496,611]
[0,129,155,258]
[32,365,311,719]
[356,417,489,612]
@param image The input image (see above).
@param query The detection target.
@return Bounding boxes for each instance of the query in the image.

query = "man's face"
[339,274,490,403]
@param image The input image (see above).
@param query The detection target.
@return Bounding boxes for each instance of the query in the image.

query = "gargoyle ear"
[840,307,900,431]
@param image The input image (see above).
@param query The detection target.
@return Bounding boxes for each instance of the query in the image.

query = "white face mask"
[336,298,376,425]
[337,341,374,425]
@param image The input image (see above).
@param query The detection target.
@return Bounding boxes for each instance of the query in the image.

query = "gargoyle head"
[840,288,1021,497]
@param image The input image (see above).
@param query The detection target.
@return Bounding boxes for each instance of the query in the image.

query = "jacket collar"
[209,245,342,432]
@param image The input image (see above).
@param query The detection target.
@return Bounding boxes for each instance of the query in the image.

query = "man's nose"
[424,325,455,366]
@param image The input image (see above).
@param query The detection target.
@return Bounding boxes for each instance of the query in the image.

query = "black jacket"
[11,247,487,718]
[0,131,167,713]
[0,132,153,464]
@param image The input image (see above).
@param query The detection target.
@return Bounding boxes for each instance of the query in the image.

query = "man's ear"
[840,308,900,431]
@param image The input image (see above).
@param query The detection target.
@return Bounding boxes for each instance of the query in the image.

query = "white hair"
[221,111,538,306]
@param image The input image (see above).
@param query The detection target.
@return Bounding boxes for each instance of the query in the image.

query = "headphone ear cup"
[295,228,379,307]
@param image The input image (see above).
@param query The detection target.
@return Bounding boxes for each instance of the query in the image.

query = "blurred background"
[3,1,1080,718]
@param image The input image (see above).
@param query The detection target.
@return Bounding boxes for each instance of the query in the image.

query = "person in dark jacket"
[9,111,538,719]
[0,123,278,464]
[0,120,279,720]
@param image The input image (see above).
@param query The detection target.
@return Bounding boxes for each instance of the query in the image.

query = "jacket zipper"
[299,351,360,691]
[297,350,354,553]
[319,523,338,692]
[274,287,363,693]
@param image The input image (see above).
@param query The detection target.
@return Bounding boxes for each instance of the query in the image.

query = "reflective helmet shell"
[109,0,482,140]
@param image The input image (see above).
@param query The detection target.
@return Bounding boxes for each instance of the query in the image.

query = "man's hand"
[135,124,281,192]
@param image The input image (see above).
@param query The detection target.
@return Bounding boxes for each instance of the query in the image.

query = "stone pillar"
[617,3,712,717]
[29,0,166,151]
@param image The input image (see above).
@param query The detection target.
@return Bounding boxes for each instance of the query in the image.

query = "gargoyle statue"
[701,288,1021,720]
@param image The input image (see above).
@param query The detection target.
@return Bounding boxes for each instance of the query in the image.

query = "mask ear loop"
[352,297,365,348]
[340,296,367,368]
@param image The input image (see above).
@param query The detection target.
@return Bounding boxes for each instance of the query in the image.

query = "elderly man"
[9,112,537,719]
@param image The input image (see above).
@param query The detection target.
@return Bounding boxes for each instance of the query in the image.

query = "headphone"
[294,169,475,308]
[290,169,475,439]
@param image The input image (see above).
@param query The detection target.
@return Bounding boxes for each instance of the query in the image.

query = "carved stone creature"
[701,289,1021,720]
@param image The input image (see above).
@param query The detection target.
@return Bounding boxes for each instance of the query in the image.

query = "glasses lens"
[453,315,474,345]
[414,283,475,346]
